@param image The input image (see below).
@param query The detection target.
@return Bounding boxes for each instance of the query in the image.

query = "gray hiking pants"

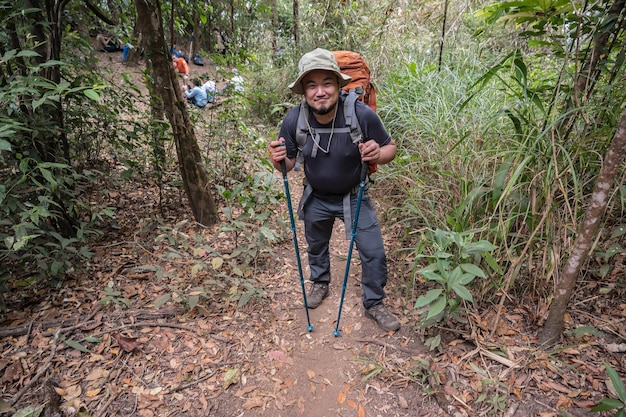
[300,189,388,309]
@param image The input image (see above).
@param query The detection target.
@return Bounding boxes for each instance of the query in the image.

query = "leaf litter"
[1,59,625,417]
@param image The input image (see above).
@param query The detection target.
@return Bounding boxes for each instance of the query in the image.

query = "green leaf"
[12,404,45,417]
[188,294,199,309]
[420,269,446,284]
[38,167,58,190]
[191,263,203,276]
[611,225,626,239]
[238,291,253,307]
[154,293,171,307]
[425,334,441,351]
[222,368,240,390]
[462,240,496,255]
[414,289,443,307]
[605,361,626,401]
[212,257,224,269]
[460,263,487,279]
[452,284,473,302]
[484,252,503,274]
[458,272,477,285]
[0,139,12,151]
[32,97,47,110]
[84,336,102,343]
[64,338,90,353]
[16,50,41,58]
[591,397,623,412]
[83,89,100,101]
[426,295,447,319]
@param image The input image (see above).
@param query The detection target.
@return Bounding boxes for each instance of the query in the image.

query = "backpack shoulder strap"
[294,99,309,171]
[296,98,310,148]
[343,90,363,144]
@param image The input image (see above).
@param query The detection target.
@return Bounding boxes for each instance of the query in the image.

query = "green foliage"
[146,222,271,312]
[381,53,502,232]
[413,229,497,333]
[471,362,509,415]
[217,161,287,265]
[592,361,626,416]
[99,281,131,306]
[0,3,185,312]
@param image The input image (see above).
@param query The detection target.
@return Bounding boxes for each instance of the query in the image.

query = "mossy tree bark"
[134,0,219,226]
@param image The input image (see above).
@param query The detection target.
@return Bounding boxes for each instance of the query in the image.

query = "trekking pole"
[280,156,313,332]
[334,161,369,337]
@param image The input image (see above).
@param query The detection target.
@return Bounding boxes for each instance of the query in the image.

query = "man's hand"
[358,139,381,163]
[359,139,397,165]
[268,139,286,163]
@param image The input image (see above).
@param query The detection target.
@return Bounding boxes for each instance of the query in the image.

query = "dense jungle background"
[1,0,626,416]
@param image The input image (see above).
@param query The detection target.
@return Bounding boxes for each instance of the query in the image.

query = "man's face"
[301,70,340,116]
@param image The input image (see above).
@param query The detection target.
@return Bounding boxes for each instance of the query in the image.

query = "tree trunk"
[293,0,299,48]
[271,0,278,54]
[540,108,626,345]
[134,0,219,226]
[191,13,200,57]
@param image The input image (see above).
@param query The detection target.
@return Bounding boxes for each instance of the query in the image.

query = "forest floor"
[1,52,625,417]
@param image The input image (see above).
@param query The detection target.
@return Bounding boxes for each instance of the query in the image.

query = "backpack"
[192,53,205,66]
[332,50,376,111]
[295,51,378,174]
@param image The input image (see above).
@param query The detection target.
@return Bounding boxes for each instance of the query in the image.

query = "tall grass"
[379,37,624,311]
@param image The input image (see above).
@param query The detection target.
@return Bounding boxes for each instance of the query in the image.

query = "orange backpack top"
[332,50,377,112]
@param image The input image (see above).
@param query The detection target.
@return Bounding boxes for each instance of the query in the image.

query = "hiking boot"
[365,304,401,332]
[306,282,329,309]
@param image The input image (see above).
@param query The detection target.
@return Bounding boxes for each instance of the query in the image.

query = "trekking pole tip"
[333,329,341,337]
[307,325,313,332]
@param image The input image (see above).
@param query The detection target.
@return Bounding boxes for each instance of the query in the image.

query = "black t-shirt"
[279,98,391,195]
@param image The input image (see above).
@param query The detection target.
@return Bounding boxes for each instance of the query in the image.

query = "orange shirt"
[173,57,190,75]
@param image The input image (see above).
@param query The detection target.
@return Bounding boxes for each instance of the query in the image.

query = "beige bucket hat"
[288,48,352,94]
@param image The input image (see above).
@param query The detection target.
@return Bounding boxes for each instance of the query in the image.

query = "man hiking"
[268,48,400,332]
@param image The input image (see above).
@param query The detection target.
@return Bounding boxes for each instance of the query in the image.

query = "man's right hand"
[268,139,286,163]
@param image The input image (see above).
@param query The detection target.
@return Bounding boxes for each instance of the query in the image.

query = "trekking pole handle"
[276,142,287,176]
[360,160,369,182]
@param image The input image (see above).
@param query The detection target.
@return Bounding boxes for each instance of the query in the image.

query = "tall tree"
[540,0,626,344]
[292,0,299,48]
[271,0,278,54]
[541,108,626,345]
[134,0,219,226]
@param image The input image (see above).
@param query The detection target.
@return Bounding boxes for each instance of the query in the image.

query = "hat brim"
[289,70,352,94]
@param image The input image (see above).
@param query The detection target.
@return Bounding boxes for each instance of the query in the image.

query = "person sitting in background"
[97,33,123,52]
[183,78,208,108]
[170,45,183,59]
[173,56,190,79]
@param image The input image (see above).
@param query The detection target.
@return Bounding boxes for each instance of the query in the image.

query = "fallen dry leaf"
[243,396,264,409]
[86,388,102,397]
[111,333,141,353]
[234,385,257,397]
[398,394,408,408]
[267,350,290,363]
[337,390,346,404]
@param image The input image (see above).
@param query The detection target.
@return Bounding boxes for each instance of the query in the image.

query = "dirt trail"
[234,168,433,417]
